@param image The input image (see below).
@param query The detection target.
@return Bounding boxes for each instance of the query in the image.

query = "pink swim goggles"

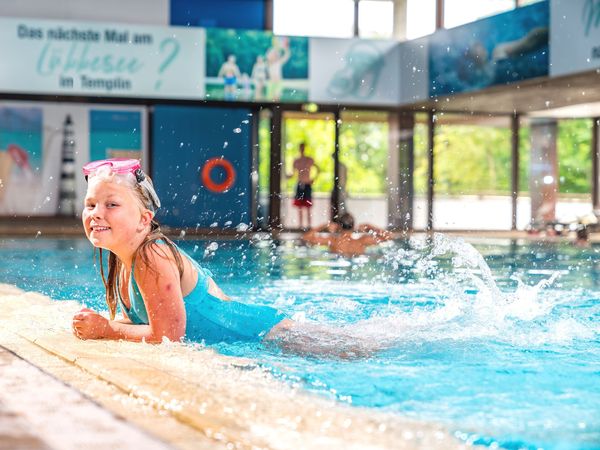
[82,158,161,210]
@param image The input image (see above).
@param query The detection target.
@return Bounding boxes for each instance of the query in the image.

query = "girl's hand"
[72,309,109,340]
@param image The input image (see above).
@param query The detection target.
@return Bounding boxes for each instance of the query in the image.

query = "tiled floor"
[0,346,171,450]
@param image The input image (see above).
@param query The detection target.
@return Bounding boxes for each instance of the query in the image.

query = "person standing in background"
[288,142,320,230]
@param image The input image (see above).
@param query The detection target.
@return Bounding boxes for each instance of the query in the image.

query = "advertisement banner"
[309,37,401,105]
[429,1,549,97]
[205,29,309,103]
[550,0,600,76]
[0,17,205,99]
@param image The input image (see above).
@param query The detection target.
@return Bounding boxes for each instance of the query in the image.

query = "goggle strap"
[139,177,161,209]
[134,168,145,183]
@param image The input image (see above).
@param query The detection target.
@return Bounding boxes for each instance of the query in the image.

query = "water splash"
[272,234,594,353]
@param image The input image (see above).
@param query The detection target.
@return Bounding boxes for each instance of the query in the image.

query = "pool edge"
[0,283,472,450]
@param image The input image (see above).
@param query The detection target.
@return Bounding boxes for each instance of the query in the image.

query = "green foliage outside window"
[261,116,593,198]
[339,120,388,195]
[414,118,592,196]
[434,125,512,195]
[281,118,335,194]
[557,119,592,194]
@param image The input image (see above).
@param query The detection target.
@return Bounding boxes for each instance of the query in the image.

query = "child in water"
[72,159,369,356]
[72,158,294,344]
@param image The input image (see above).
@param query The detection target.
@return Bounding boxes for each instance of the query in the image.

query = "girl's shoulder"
[133,239,182,278]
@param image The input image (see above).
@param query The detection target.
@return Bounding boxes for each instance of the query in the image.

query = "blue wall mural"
[89,110,142,162]
[152,105,252,228]
[429,1,549,97]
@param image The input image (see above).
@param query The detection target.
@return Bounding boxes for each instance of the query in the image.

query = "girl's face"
[82,177,150,253]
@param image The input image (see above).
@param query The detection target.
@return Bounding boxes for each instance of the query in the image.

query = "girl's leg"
[265,319,376,359]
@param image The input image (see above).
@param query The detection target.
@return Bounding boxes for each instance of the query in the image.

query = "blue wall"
[170,0,265,30]
[152,105,253,228]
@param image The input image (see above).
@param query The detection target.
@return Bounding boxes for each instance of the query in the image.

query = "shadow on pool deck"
[0,283,473,450]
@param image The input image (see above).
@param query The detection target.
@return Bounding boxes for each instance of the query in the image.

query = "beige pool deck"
[0,283,479,450]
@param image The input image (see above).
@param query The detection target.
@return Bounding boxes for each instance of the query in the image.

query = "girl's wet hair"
[338,212,355,230]
[89,170,184,320]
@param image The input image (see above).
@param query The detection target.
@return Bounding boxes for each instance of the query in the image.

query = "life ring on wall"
[201,157,236,193]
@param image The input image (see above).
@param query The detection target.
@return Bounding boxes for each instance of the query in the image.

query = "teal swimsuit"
[117,243,287,343]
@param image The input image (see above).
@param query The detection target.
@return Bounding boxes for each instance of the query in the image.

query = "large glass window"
[339,110,389,227]
[444,0,514,29]
[358,1,394,39]
[280,112,336,229]
[413,113,430,229]
[517,123,531,229]
[257,109,272,228]
[406,0,436,39]
[518,118,593,229]
[556,119,593,221]
[273,0,354,38]
[432,114,513,230]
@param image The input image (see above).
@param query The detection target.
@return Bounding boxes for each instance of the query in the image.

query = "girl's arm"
[73,245,187,343]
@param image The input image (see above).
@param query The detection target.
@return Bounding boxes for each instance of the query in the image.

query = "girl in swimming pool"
[72,159,295,345]
[72,158,373,357]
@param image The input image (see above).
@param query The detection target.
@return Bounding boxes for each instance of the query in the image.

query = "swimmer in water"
[72,159,371,358]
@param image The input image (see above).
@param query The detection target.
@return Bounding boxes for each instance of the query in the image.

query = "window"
[406,0,436,39]
[444,0,514,29]
[358,1,394,39]
[273,0,354,38]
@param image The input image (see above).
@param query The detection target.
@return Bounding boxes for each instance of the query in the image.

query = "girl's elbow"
[145,331,184,344]
[151,325,185,344]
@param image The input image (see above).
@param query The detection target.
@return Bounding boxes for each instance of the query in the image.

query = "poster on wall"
[0,101,146,216]
[550,0,600,76]
[0,106,44,215]
[205,28,309,102]
[0,17,205,99]
[309,37,401,105]
[429,1,549,97]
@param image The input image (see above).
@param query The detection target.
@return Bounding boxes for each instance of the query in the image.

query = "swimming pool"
[1,234,598,450]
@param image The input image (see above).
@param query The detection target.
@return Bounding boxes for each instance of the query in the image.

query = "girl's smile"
[82,177,149,255]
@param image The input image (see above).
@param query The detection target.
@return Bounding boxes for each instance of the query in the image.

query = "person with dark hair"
[302,212,393,257]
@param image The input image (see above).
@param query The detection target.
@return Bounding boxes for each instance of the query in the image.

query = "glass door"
[281,111,335,230]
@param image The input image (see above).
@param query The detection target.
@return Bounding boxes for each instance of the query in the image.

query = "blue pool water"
[1,234,599,450]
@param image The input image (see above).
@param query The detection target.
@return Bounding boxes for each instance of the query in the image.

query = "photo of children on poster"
[206,29,308,102]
